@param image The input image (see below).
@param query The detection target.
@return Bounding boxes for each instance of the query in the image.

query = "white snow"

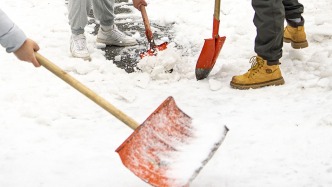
[1,0,332,187]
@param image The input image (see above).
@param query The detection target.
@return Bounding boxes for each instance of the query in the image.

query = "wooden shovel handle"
[140,6,155,48]
[140,6,150,32]
[214,0,221,21]
[35,52,139,130]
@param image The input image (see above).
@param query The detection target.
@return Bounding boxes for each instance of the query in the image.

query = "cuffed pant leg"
[283,0,304,19]
[252,0,284,62]
[92,0,115,27]
[68,0,90,34]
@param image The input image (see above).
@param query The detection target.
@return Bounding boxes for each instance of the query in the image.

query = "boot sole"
[230,77,285,90]
[283,37,308,49]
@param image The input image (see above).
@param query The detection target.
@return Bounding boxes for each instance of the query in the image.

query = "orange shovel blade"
[140,42,168,58]
[195,36,226,80]
[116,96,193,187]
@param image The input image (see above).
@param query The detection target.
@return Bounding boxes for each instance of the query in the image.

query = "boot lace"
[248,56,264,76]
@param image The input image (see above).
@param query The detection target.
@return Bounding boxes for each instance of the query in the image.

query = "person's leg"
[230,0,285,89]
[68,0,90,60]
[283,0,303,20]
[93,0,137,46]
[68,0,90,34]
[283,0,308,49]
[91,0,115,27]
[253,0,284,63]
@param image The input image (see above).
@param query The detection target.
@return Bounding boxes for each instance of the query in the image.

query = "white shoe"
[70,34,91,60]
[96,25,138,46]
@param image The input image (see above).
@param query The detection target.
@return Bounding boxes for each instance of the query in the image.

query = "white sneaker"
[70,34,91,60]
[96,25,138,46]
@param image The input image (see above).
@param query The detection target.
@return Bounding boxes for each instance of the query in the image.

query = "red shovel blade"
[116,96,193,186]
[140,42,168,58]
[195,16,226,80]
[195,36,226,80]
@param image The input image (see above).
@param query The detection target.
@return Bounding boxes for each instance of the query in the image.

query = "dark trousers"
[252,0,304,63]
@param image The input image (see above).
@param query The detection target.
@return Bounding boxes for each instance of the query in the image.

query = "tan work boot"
[230,56,285,89]
[283,18,308,49]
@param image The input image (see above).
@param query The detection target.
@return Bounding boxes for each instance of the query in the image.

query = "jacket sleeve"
[0,8,27,53]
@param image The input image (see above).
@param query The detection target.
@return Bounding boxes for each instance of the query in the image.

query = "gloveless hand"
[14,39,40,67]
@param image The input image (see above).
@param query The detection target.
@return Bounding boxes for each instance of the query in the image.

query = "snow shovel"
[139,5,168,58]
[195,0,226,80]
[35,53,228,187]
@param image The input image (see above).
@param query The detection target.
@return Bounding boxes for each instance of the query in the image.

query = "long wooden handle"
[35,52,139,130]
[214,0,221,21]
[140,6,155,48]
[140,6,151,34]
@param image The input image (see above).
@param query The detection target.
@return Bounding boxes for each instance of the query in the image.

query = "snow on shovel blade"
[116,96,228,187]
[139,42,168,58]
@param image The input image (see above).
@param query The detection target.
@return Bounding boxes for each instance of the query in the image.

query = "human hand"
[132,0,147,11]
[13,39,40,67]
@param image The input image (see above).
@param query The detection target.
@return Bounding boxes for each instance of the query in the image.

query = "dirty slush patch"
[89,0,175,73]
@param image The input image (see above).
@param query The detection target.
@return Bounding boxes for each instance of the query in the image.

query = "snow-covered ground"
[1,0,332,186]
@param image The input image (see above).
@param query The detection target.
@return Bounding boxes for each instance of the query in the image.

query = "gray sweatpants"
[252,0,304,63]
[68,0,115,35]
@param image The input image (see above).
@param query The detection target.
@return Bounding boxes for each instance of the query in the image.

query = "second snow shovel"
[35,53,228,187]
[139,5,168,58]
[195,0,226,80]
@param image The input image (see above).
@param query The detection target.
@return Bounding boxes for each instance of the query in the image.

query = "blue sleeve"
[0,8,27,53]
